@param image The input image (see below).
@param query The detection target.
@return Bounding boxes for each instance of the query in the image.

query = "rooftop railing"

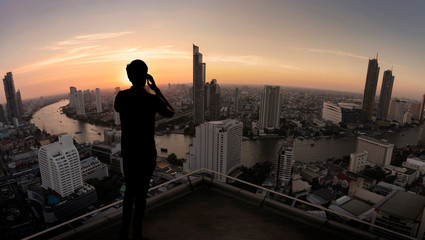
[23,168,417,240]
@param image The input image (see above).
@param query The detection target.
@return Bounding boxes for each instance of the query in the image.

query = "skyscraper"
[185,119,243,182]
[95,88,102,113]
[361,58,380,121]
[38,134,83,198]
[16,89,23,116]
[377,70,395,120]
[0,104,5,123]
[69,86,77,108]
[2,72,21,122]
[193,44,206,125]
[205,79,220,121]
[76,90,86,116]
[259,85,281,132]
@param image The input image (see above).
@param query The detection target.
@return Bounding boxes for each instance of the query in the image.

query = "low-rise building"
[384,165,419,187]
[80,157,109,182]
[372,190,425,239]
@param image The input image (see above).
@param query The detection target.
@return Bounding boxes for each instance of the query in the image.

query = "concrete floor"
[56,186,364,240]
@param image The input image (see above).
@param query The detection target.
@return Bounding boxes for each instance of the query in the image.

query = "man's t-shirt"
[114,86,168,162]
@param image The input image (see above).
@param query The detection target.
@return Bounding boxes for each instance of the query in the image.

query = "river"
[31,100,423,167]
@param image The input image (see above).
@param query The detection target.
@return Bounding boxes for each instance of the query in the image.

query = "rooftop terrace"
[24,169,415,240]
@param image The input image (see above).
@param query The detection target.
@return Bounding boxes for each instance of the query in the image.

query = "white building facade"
[356,136,394,166]
[38,134,83,197]
[349,151,368,173]
[185,120,242,182]
[276,143,293,187]
[322,102,342,124]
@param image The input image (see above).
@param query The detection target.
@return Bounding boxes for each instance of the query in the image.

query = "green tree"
[167,153,183,166]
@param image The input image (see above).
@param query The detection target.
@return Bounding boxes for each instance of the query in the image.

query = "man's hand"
[146,74,159,92]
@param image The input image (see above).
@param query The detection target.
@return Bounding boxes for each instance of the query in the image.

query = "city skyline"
[1,1,425,101]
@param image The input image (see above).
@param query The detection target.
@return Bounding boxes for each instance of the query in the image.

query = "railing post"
[260,192,269,207]
[208,173,214,188]
[187,175,194,192]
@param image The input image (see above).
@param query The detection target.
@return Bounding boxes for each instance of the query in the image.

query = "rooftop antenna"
[376,52,379,61]
[391,66,393,72]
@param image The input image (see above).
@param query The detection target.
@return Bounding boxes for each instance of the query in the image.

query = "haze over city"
[1,0,425,101]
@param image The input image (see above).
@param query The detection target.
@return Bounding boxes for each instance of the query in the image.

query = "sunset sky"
[1,0,424,102]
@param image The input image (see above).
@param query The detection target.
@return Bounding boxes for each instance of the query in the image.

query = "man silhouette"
[114,59,175,240]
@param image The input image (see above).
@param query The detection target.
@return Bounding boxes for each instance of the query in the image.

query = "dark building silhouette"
[205,79,220,121]
[3,72,21,122]
[377,70,395,120]
[361,58,380,122]
[419,94,425,123]
[193,44,206,125]
[16,89,23,116]
[234,88,239,113]
[0,104,5,122]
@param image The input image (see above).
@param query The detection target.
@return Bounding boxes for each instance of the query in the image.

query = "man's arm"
[147,74,175,118]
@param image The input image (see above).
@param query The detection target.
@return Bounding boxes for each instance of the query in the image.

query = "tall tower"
[69,87,77,108]
[185,119,243,182]
[0,104,5,123]
[377,70,395,120]
[193,44,206,125]
[2,72,21,122]
[76,90,86,116]
[259,85,281,132]
[205,79,220,121]
[16,89,23,116]
[95,88,102,113]
[38,134,83,197]
[361,58,380,121]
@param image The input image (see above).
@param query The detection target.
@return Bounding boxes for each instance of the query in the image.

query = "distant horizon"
[8,82,421,107]
[1,1,424,101]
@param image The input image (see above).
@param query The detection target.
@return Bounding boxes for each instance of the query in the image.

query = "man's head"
[126,59,148,86]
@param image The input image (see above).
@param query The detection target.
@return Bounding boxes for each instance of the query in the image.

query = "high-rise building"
[409,102,421,121]
[16,89,23,116]
[83,89,92,105]
[205,79,220,121]
[76,90,86,116]
[193,44,206,125]
[185,119,243,182]
[388,99,409,123]
[356,136,394,166]
[234,88,239,113]
[420,94,425,123]
[38,134,83,198]
[377,70,395,120]
[361,58,380,121]
[3,72,21,122]
[95,88,102,113]
[0,104,5,123]
[259,85,281,132]
[275,141,294,188]
[349,151,368,173]
[69,86,77,108]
